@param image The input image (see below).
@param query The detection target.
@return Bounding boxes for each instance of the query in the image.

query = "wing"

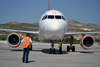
[64,31,100,37]
[64,31,100,50]
[22,26,39,29]
[0,28,39,36]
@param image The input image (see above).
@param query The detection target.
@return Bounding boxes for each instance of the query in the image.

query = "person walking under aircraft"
[59,40,62,54]
[21,34,32,63]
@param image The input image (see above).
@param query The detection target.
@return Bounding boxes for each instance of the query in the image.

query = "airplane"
[0,0,100,54]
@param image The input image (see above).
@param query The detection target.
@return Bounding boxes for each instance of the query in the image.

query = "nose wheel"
[50,42,55,54]
[50,48,55,54]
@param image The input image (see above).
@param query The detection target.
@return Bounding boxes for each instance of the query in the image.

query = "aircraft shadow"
[9,49,100,54]
[42,49,68,54]
[10,49,68,54]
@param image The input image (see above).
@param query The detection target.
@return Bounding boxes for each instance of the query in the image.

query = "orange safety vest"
[22,37,31,48]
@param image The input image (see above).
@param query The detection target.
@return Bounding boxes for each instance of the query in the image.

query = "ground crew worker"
[59,40,62,54]
[21,34,32,63]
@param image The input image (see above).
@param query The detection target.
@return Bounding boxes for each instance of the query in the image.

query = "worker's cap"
[26,34,29,36]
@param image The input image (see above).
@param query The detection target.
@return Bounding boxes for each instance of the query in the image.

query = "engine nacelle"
[80,35,95,50]
[7,33,21,48]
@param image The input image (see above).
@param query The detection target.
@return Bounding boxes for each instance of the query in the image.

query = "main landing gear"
[50,42,55,54]
[67,36,75,52]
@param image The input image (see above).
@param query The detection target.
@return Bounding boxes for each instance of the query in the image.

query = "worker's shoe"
[25,62,29,63]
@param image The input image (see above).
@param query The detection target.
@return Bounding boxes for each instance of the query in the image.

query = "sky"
[0,0,100,26]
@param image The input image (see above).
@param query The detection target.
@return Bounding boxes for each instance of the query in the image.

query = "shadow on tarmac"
[42,49,69,54]
[10,49,68,54]
[3,48,99,54]
[28,61,36,63]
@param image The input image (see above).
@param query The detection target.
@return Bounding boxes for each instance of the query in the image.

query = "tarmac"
[0,41,100,67]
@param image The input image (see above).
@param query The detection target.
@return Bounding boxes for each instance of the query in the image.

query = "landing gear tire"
[50,48,52,54]
[50,48,55,54]
[53,48,55,54]
[67,46,70,52]
[67,45,75,52]
[72,46,75,52]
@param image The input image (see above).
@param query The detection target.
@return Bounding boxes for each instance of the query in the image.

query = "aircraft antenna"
[48,0,50,10]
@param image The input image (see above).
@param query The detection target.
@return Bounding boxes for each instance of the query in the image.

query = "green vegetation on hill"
[0,35,7,40]
[0,22,39,31]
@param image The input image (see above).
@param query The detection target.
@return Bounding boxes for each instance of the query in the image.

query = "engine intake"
[80,35,95,50]
[7,33,21,48]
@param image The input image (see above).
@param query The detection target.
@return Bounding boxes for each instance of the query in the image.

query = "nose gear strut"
[50,42,55,54]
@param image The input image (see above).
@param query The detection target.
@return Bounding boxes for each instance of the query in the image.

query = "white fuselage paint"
[39,10,68,42]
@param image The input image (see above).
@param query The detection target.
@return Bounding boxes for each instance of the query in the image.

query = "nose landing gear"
[50,42,55,54]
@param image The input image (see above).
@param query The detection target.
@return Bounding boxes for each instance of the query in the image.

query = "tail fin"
[48,0,50,10]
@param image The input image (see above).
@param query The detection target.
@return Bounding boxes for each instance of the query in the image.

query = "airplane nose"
[44,20,67,40]
[47,20,65,31]
[50,22,61,31]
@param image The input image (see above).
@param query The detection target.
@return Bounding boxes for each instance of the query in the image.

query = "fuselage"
[39,10,68,42]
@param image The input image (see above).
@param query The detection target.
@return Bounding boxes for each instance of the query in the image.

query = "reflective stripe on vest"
[22,42,30,46]
[22,37,31,48]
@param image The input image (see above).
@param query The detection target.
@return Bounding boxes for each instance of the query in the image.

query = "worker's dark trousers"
[22,47,30,63]
[59,47,62,54]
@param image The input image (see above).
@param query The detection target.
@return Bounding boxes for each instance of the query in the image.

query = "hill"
[0,19,100,32]
[0,21,38,31]
[67,19,100,31]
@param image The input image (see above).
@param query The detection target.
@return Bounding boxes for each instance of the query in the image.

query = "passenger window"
[42,15,47,20]
[48,15,54,19]
[55,15,61,19]
[62,16,66,21]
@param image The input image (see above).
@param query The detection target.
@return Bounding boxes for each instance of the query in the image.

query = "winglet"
[48,0,50,10]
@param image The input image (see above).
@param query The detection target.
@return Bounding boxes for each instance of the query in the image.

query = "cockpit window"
[62,16,66,21]
[42,15,47,20]
[42,15,66,20]
[55,15,61,19]
[48,15,54,19]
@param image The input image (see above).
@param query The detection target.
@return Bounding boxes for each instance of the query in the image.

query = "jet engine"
[80,35,95,50]
[7,33,21,48]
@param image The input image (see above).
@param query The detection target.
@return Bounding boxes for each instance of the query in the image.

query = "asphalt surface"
[0,41,100,67]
